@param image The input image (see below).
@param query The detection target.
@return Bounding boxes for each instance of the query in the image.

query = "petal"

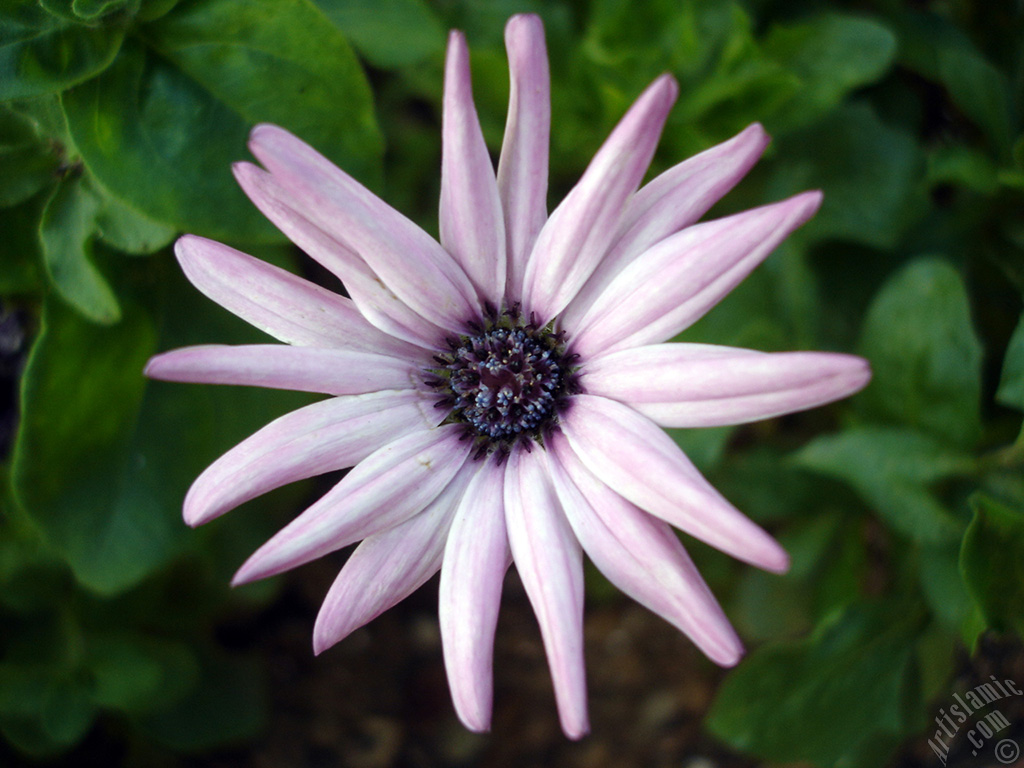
[562,394,789,573]
[233,162,443,348]
[440,458,511,732]
[584,345,872,427]
[183,390,441,527]
[246,124,483,332]
[570,191,822,357]
[521,75,678,324]
[548,432,743,666]
[144,345,420,395]
[561,123,769,328]
[504,447,589,739]
[497,14,550,304]
[440,31,506,303]
[232,424,472,584]
[312,461,477,654]
[173,235,423,359]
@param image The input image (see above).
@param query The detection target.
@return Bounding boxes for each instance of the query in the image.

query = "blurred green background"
[2,0,1023,765]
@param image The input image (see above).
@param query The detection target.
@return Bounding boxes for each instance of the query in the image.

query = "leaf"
[857,258,983,448]
[40,678,95,746]
[794,427,972,543]
[960,493,1024,637]
[0,196,45,295]
[0,2,125,99]
[314,0,444,68]
[64,0,383,243]
[0,105,61,208]
[996,313,1024,411]
[87,632,198,714]
[708,601,922,766]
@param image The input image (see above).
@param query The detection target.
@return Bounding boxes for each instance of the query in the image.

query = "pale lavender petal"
[584,345,872,427]
[184,390,441,527]
[233,162,443,348]
[548,433,743,666]
[440,31,506,303]
[521,75,679,324]
[497,13,549,304]
[173,235,423,360]
[144,345,419,395]
[570,191,822,356]
[504,448,589,739]
[232,425,471,585]
[440,459,510,732]
[313,461,477,654]
[561,123,769,327]
[562,395,790,573]
[246,124,483,332]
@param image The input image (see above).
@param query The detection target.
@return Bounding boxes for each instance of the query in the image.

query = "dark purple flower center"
[427,309,578,458]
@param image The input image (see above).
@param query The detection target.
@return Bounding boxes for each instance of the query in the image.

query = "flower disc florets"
[428,306,579,458]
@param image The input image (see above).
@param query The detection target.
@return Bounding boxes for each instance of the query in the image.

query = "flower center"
[427,308,578,458]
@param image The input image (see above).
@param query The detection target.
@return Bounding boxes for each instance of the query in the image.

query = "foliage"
[1,0,1023,763]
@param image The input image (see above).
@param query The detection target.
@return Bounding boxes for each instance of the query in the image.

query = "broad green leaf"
[996,313,1024,411]
[708,601,922,766]
[0,106,61,207]
[38,173,121,324]
[93,183,176,255]
[764,14,896,132]
[0,2,125,99]
[0,196,45,295]
[71,0,133,20]
[918,543,974,629]
[857,258,983,448]
[87,632,198,713]
[794,427,971,543]
[926,145,999,195]
[315,0,444,68]
[40,678,95,745]
[960,494,1024,637]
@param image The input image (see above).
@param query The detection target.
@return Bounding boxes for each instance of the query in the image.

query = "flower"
[144,14,871,738]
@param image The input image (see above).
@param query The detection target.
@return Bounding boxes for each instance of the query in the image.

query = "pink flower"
[145,14,870,738]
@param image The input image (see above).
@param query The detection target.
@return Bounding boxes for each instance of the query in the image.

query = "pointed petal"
[184,390,441,527]
[548,433,743,666]
[521,75,678,324]
[440,459,510,732]
[313,461,476,654]
[144,345,419,395]
[440,31,506,303]
[561,124,769,328]
[504,448,589,739]
[233,162,443,348]
[247,124,483,332]
[562,395,789,573]
[584,345,872,427]
[173,235,423,359]
[232,425,471,584]
[571,191,822,356]
[497,13,549,304]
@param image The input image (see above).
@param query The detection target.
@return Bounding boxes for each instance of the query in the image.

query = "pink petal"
[561,123,769,328]
[548,432,743,666]
[232,425,471,585]
[562,395,790,573]
[144,345,419,395]
[504,448,589,739]
[570,191,822,357]
[233,162,444,348]
[521,75,679,324]
[440,31,506,304]
[183,390,441,527]
[497,14,550,304]
[246,124,483,332]
[439,458,511,732]
[584,345,872,427]
[312,461,477,654]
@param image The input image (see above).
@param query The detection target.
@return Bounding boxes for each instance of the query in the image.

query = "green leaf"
[40,678,95,746]
[87,633,198,713]
[996,313,1024,411]
[93,183,176,255]
[314,0,444,68]
[794,427,971,543]
[918,543,974,629]
[960,494,1024,637]
[38,173,121,324]
[0,106,61,208]
[0,2,125,99]
[708,601,922,766]
[0,196,45,295]
[857,258,983,448]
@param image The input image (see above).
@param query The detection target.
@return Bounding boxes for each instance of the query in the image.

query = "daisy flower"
[145,14,870,738]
